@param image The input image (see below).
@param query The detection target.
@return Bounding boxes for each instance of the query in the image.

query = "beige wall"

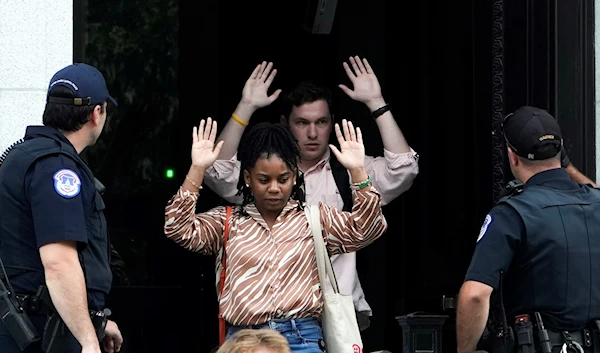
[0,0,73,153]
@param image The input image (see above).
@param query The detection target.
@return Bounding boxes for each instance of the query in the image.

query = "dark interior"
[75,0,595,352]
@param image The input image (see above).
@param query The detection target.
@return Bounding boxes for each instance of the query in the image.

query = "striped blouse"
[164,185,387,326]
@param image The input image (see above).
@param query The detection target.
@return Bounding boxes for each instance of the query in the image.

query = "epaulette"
[0,138,25,168]
[496,179,524,204]
[94,178,106,195]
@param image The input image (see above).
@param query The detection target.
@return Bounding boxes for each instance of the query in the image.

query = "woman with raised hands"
[164,117,387,352]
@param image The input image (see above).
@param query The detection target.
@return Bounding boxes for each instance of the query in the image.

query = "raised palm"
[338,56,382,104]
[329,119,365,170]
[191,118,224,169]
[241,61,282,109]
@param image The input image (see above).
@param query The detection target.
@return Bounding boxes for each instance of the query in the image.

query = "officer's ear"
[280,115,287,125]
[507,147,519,167]
[90,103,106,126]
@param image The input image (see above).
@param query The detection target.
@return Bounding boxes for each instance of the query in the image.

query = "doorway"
[75,0,568,352]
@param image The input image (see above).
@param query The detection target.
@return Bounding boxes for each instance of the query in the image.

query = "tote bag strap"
[305,204,340,294]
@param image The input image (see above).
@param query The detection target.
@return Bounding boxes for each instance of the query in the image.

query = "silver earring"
[245,184,249,188]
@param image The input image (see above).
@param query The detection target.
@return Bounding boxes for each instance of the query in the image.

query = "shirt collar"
[301,149,331,174]
[23,125,94,180]
[524,168,578,190]
[245,200,301,228]
[24,126,77,152]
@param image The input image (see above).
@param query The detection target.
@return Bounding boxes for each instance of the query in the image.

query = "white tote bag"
[305,204,364,353]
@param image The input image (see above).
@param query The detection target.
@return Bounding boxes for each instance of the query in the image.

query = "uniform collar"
[525,168,578,190]
[24,125,94,181]
[24,126,77,153]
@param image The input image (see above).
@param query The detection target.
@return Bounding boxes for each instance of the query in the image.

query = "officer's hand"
[191,118,224,170]
[102,320,123,353]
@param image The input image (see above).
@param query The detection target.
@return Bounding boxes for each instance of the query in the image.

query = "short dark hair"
[284,80,333,119]
[236,122,305,212]
[42,85,106,132]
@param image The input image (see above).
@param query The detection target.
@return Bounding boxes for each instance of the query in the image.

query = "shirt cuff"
[383,147,419,169]
[207,154,239,179]
[176,185,199,202]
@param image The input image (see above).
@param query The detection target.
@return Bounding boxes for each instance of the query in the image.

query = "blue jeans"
[227,318,324,353]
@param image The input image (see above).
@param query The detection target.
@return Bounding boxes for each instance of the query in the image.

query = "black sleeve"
[464,204,524,289]
[26,155,88,248]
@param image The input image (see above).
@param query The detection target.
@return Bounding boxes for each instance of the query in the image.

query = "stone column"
[0,0,72,152]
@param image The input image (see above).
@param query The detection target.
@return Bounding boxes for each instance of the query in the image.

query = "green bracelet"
[352,175,372,190]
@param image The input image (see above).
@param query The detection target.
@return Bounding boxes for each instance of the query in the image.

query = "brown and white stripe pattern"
[164,185,387,326]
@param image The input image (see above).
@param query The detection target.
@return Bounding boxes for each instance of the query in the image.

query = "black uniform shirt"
[465,169,600,330]
[0,126,109,309]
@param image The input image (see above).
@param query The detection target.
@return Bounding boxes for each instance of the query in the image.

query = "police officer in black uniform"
[456,106,600,353]
[0,64,123,353]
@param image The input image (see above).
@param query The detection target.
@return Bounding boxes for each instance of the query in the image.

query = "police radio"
[0,256,41,350]
[0,138,24,168]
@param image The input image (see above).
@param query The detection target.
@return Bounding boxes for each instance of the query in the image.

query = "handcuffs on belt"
[561,331,585,353]
[91,308,112,341]
[561,341,584,353]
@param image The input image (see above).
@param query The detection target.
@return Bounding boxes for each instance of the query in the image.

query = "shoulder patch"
[476,214,493,242]
[53,169,81,198]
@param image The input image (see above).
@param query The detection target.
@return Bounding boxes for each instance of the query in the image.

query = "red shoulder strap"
[220,206,232,286]
[218,206,232,345]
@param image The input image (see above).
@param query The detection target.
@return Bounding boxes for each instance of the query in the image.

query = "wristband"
[371,104,391,119]
[351,175,372,190]
[231,113,249,127]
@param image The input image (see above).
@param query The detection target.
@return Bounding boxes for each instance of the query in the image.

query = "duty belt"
[15,293,53,316]
[547,330,592,353]
[16,293,108,319]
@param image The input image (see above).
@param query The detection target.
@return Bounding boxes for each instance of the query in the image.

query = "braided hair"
[236,122,305,213]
